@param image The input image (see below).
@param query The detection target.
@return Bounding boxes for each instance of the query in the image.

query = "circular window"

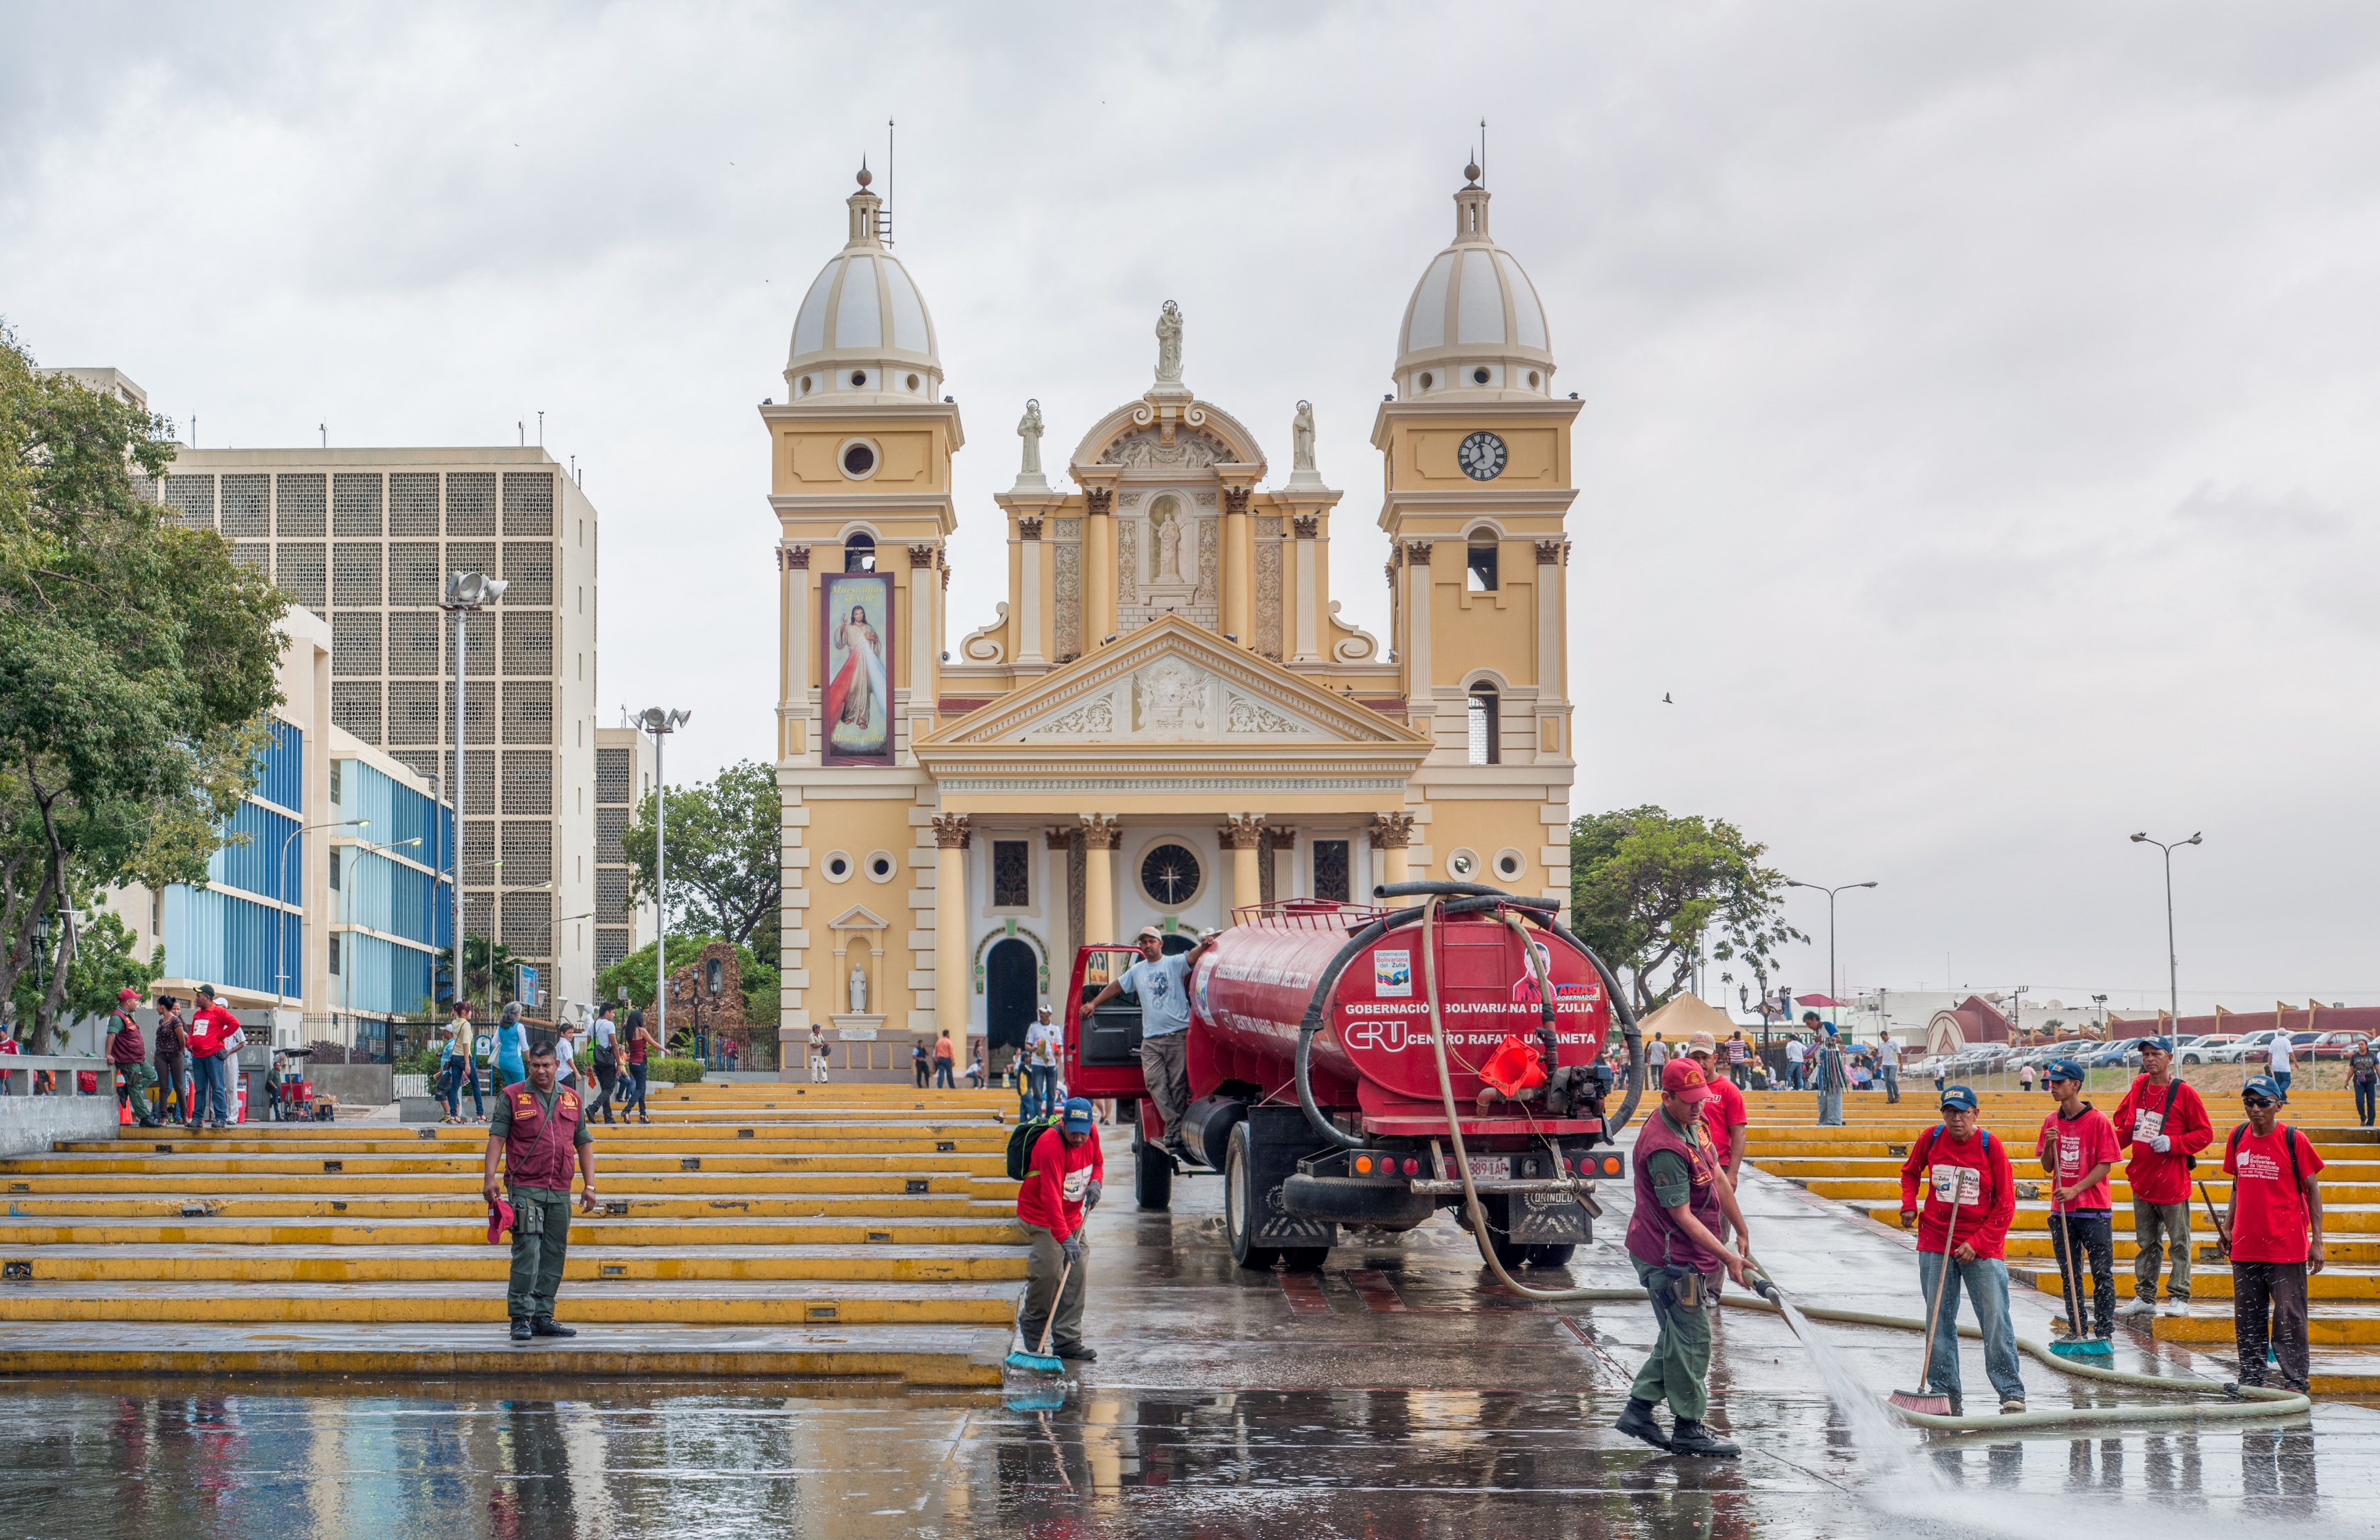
[906,373,921,390]
[1472,367,1491,386]
[1493,848,1526,882]
[1139,841,1204,908]
[1527,370,1540,388]
[1418,371,1434,390]
[865,849,897,883]
[840,441,878,479]
[800,375,814,396]
[1448,848,1479,879]
[850,370,868,388]
[822,850,854,884]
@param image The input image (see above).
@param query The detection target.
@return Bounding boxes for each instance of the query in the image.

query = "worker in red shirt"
[2223,1075,2324,1393]
[1685,1032,1749,1243]
[2036,1057,2121,1340]
[2111,1036,2213,1320]
[184,983,245,1130]
[1015,1096,1104,1363]
[1898,1083,2025,1414]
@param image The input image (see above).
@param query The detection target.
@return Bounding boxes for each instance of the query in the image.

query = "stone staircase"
[0,1081,1028,1383]
[1737,1083,2380,1395]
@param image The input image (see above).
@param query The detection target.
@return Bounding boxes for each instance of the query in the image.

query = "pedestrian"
[1021,1005,1062,1120]
[440,1002,485,1124]
[2036,1057,2120,1340]
[1685,1034,1748,1187]
[1015,1095,1103,1364]
[552,1019,581,1089]
[151,994,187,1125]
[1933,1057,1947,1096]
[492,1002,528,1091]
[912,1039,931,1088]
[2223,1074,2323,1394]
[2267,1032,2294,1103]
[1813,1023,1847,1127]
[2019,1059,2037,1094]
[1646,1033,1670,1072]
[721,1035,739,1075]
[1879,1033,1901,1104]
[2350,1037,2378,1129]
[808,1023,830,1084]
[588,1002,621,1125]
[1897,1083,2026,1415]
[186,984,242,1131]
[482,1040,601,1343]
[622,1007,653,1123]
[108,990,159,1129]
[931,1032,956,1088]
[966,1042,987,1089]
[1786,1032,1808,1092]
[1614,1058,1752,1458]
[1723,1031,1749,1088]
[2112,1036,2212,1320]
[1084,925,1219,1159]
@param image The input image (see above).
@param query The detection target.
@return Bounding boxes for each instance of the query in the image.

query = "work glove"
[1061,1235,1083,1266]
[1083,1179,1102,1212]
[2148,1134,2171,1154]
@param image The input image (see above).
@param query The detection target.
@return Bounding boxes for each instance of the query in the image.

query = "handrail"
[0,1055,118,1096]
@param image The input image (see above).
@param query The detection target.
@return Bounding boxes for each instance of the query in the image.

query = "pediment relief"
[826,904,890,932]
[1097,427,1233,470]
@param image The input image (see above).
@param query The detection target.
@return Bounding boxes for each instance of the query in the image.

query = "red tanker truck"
[1063,881,1646,1272]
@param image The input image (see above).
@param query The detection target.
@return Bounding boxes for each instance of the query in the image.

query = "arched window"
[1466,532,1498,592]
[843,531,876,572]
[1468,685,1500,765]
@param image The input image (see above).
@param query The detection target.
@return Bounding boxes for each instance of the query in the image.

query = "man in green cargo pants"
[483,1041,602,1342]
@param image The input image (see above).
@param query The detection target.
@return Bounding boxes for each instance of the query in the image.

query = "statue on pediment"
[1155,300,1183,384]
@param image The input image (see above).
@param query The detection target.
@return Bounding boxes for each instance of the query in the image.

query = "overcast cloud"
[7,2,2376,1013]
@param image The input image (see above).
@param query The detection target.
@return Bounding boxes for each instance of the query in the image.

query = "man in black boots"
[483,1041,602,1343]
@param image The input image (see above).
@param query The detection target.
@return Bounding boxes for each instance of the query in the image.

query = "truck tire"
[1473,1193,1530,1272]
[1526,1243,1577,1267]
[1225,1121,1281,1271]
[1278,1246,1332,1270]
[1134,1134,1173,1211]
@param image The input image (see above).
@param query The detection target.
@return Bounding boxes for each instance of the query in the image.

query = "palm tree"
[459,934,520,1014]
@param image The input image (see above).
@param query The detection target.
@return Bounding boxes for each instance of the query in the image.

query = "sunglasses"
[2241,1096,2274,1110]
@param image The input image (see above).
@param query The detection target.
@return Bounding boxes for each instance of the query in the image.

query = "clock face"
[1457,430,1507,481]
[1139,843,1202,908]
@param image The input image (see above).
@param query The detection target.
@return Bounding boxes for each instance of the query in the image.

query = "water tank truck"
[1063,881,1646,1271]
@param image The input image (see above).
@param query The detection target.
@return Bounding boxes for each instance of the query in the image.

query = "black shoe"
[1614,1397,1671,1450]
[1056,1344,1097,1361]
[532,1317,576,1338]
[1946,1391,1963,1418]
[510,1318,532,1342]
[1668,1419,1740,1458]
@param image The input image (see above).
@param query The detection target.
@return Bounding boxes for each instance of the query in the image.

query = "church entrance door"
[986,939,1037,1068]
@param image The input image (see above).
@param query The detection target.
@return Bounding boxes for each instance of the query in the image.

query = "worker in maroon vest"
[1617,1057,1752,1459]
[481,1041,602,1342]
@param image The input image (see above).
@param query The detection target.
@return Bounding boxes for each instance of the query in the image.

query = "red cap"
[486,1195,515,1245]
[1661,1057,1712,1103]
[117,988,141,1003]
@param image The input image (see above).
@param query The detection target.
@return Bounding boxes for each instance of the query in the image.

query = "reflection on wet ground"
[0,1134,2371,1536]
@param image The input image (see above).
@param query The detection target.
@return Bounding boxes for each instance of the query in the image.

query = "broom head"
[1887,1388,1954,1416]
[1004,1346,1064,1376]
[2049,1334,2114,1359]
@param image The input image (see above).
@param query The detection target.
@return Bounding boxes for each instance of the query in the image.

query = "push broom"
[1888,1186,1961,1415]
[1003,1254,1072,1377]
[2048,1192,2113,1360]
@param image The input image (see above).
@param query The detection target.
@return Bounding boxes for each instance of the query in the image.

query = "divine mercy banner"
[821,572,894,766]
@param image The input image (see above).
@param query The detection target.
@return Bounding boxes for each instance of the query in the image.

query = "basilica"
[763,162,1580,1075]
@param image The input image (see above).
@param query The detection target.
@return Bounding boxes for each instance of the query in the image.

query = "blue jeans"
[440,1057,483,1117]
[1020,1066,1057,1119]
[1788,1063,1805,1091]
[1917,1250,2026,1403]
[2272,1071,2292,1100]
[190,1053,232,1124]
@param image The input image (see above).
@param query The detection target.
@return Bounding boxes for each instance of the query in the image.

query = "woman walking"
[623,1008,654,1123]
[493,1003,528,1092]
[439,1005,484,1123]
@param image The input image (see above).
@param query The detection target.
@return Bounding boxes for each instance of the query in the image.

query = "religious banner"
[821,572,894,766]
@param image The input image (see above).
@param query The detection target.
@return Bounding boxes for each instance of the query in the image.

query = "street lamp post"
[439,572,508,1038]
[1786,879,1879,1018]
[636,708,691,1050]
[2129,831,2202,1024]
[279,818,367,1010]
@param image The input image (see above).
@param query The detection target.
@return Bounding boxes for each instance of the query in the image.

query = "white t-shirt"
[591,1018,617,1050]
[553,1034,579,1080]
[1119,954,1194,1039]
[2269,1037,2293,1071]
[1025,1020,1063,1067]
[1786,1040,1806,1064]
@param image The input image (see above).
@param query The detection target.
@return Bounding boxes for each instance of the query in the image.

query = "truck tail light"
[1354,1155,1374,1174]
[1402,1157,1420,1176]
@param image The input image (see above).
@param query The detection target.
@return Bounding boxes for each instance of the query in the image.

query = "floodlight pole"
[440,572,507,1019]
[638,709,690,1048]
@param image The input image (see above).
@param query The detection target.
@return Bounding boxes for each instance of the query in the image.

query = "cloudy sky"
[8,3,2375,1014]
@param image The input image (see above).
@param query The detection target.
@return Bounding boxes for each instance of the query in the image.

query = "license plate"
[1467,1154,1509,1181]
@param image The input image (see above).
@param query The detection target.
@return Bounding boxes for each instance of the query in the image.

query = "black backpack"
[1005,1117,1061,1181]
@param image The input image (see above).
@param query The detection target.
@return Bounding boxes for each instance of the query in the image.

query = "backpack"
[1005,1117,1061,1182]
[2226,1121,2306,1187]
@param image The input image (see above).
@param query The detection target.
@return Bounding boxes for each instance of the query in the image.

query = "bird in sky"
[1661,692,1673,704]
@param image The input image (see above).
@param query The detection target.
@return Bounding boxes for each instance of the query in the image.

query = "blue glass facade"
[162,717,307,1000]
[330,757,455,1017]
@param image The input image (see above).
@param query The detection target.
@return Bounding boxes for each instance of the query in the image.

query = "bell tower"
[1370,163,1579,913]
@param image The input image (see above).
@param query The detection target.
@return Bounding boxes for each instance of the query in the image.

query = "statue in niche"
[1017,399,1043,477]
[1292,400,1317,473]
[1152,499,1183,584]
[849,963,868,1015]
[1155,300,1183,383]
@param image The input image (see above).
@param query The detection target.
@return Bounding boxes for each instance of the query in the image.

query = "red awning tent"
[1794,993,1848,1008]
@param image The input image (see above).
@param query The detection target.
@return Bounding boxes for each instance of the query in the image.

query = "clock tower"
[1370,163,1580,915]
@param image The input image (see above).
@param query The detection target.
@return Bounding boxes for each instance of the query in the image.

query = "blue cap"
[1062,1097,1094,1132]
[2138,1037,2172,1054]
[1939,1083,1978,1111]
[2243,1075,2283,1102]
[2045,1058,2086,1084]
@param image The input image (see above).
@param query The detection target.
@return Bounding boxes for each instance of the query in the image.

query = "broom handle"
[2052,1192,2086,1334]
[1035,1254,1074,1357]
[1917,1182,1961,1380]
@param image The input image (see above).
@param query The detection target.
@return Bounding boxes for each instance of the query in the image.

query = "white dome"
[1392,172,1556,401]
[783,170,943,404]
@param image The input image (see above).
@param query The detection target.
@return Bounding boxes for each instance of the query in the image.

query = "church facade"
[763,163,1580,1076]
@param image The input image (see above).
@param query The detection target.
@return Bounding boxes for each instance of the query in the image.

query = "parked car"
[2214,1030,2286,1065]
[2302,1031,2371,1062]
[2175,1034,2236,1066]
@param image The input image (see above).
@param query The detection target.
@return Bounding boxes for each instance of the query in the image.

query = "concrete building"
[149,445,603,1008]
[592,723,658,978]
[766,162,1577,1078]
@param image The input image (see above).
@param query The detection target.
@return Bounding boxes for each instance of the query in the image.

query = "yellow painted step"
[0,1172,1010,1200]
[0,1280,1021,1327]
[1864,1202,2380,1234]
[0,1193,1011,1221]
[0,1216,1027,1247]
[2015,1267,2380,1303]
[2148,1304,2380,1346]
[0,1243,1028,1283]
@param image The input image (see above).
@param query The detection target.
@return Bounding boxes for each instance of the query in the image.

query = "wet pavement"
[1,1123,2374,1537]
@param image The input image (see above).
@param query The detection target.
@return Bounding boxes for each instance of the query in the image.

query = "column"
[1083,487,1116,646]
[1535,538,1565,754]
[1372,812,1414,889]
[1016,517,1047,664]
[908,545,939,750]
[1270,826,1298,902]
[1221,486,1252,643]
[1403,539,1433,734]
[1080,814,1120,944]
[1221,814,1263,921]
[1043,825,1077,968]
[932,814,970,1041]
[779,545,810,760]
[1290,517,1320,661]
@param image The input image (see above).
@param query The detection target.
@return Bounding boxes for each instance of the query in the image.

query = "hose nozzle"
[1747,1268,1781,1304]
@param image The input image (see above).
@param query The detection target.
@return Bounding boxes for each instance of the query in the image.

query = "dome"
[1391,170,1555,401]
[783,170,944,404]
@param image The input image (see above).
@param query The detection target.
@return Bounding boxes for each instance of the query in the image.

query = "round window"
[842,443,877,477]
[823,850,854,883]
[1527,370,1540,388]
[1448,849,1479,879]
[866,850,897,883]
[1139,842,1203,908]
[850,370,868,388]
[1494,848,1526,881]
[1419,372,1434,390]
[800,375,814,396]
[906,373,920,390]
[1472,367,1491,385]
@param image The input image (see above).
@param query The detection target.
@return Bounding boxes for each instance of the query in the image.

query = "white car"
[2214,1030,2285,1066]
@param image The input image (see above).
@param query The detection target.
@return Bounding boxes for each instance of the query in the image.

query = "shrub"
[647,1057,705,1085]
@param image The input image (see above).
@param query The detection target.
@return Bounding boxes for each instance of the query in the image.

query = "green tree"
[620,759,781,956]
[597,933,779,1026]
[0,325,287,1048]
[457,932,519,1012]
[1568,806,1803,1016]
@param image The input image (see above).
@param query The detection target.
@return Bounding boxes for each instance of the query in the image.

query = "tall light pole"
[280,818,366,1006]
[339,836,420,1023]
[2130,831,2201,1023]
[1786,879,1879,1018]
[439,572,507,1029]
[637,708,690,1048]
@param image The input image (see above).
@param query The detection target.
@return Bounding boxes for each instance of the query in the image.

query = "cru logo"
[1374,950,1412,999]
[1344,1017,1412,1054]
